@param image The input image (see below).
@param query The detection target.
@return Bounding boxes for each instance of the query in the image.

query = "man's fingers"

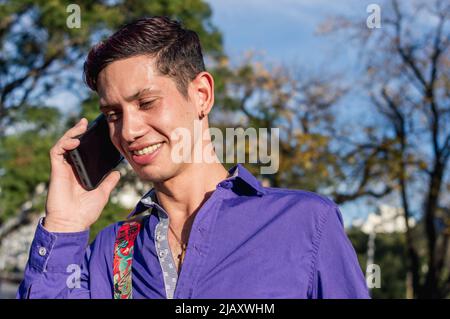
[50,118,87,161]
[97,171,121,198]
[50,138,80,160]
[58,138,80,155]
[63,118,88,139]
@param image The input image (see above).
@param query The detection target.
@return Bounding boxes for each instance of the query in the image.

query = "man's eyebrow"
[125,87,162,102]
[99,88,162,111]
[99,103,118,112]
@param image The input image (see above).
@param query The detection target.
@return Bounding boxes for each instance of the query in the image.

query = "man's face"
[97,55,199,182]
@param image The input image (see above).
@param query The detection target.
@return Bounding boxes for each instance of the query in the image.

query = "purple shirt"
[17,164,369,299]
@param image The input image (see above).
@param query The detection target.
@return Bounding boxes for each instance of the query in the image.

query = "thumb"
[97,170,121,198]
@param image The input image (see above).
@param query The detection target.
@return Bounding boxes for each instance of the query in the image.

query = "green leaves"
[0,120,57,220]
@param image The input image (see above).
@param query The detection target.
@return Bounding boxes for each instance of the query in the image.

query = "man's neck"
[153,161,229,237]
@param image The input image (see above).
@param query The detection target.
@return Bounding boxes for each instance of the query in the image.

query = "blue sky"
[206,0,374,67]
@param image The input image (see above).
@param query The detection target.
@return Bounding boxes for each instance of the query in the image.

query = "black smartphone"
[67,114,124,190]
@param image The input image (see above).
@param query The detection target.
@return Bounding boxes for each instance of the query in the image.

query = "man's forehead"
[97,55,159,91]
[97,67,167,106]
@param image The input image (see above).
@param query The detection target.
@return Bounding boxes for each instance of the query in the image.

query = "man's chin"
[133,164,171,183]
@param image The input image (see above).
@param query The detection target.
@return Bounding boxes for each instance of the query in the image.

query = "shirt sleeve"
[309,205,370,299]
[16,218,92,299]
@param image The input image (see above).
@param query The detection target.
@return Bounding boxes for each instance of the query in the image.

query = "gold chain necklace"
[168,225,188,267]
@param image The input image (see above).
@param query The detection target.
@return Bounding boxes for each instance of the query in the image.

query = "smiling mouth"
[132,142,163,156]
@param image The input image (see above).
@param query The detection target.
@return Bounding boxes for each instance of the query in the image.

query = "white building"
[353,204,416,234]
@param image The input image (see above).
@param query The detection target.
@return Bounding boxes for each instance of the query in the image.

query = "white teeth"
[133,143,162,156]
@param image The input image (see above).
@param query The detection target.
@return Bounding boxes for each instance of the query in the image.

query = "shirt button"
[156,234,163,241]
[159,250,166,258]
[219,181,232,189]
[38,247,47,256]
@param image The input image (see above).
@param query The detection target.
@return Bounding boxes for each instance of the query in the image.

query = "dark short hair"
[83,16,206,98]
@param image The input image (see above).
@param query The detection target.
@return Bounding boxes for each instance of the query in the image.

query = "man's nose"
[120,108,146,143]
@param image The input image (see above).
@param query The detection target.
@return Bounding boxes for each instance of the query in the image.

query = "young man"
[17,17,369,299]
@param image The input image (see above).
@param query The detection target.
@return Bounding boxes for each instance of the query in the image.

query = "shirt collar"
[128,163,266,218]
[128,188,160,218]
[227,163,267,196]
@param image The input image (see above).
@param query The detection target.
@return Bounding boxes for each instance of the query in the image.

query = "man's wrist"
[43,216,89,233]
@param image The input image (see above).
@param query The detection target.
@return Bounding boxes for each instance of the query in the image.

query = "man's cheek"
[109,124,120,145]
[110,130,124,156]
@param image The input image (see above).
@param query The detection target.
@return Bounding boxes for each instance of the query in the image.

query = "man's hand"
[44,118,121,232]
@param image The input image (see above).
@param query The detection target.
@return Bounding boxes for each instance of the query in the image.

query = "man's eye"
[106,111,120,122]
[140,100,157,109]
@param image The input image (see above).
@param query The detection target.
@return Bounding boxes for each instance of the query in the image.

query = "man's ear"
[192,71,214,119]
